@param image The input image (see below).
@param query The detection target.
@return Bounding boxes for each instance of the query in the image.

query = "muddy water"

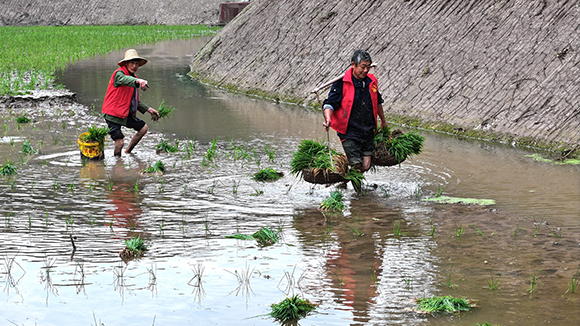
[0,38,578,326]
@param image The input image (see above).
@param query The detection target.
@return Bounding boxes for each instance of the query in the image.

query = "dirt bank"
[0,0,225,26]
[190,0,579,151]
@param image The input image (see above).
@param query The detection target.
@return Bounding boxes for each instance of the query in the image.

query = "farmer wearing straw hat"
[322,50,387,172]
[102,49,160,156]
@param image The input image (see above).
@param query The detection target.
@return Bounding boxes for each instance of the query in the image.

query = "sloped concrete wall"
[0,0,224,26]
[191,0,580,148]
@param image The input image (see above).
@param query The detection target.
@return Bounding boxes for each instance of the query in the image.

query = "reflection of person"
[322,50,387,172]
[102,49,160,156]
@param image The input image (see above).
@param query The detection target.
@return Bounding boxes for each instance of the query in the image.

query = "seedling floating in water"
[120,236,147,260]
[415,295,473,314]
[252,167,283,182]
[270,295,317,322]
[226,227,280,246]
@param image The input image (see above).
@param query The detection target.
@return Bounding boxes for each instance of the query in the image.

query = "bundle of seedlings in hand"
[79,125,110,145]
[252,167,283,181]
[141,160,165,174]
[120,236,147,260]
[319,190,345,212]
[156,101,175,119]
[21,139,36,154]
[270,295,317,322]
[374,127,425,164]
[415,295,473,314]
[155,139,179,153]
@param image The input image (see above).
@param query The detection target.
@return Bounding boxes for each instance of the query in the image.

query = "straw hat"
[118,49,148,67]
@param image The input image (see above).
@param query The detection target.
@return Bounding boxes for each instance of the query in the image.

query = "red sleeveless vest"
[102,65,137,119]
[330,67,379,134]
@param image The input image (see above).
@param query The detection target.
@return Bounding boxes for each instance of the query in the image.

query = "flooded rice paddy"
[0,38,579,325]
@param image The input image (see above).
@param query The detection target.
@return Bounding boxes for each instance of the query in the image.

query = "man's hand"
[322,104,333,132]
[322,118,331,132]
[136,78,149,91]
[147,108,160,121]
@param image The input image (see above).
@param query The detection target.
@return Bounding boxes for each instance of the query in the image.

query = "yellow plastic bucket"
[78,132,104,160]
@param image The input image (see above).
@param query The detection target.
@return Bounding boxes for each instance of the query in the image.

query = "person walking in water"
[102,49,160,156]
[322,49,387,173]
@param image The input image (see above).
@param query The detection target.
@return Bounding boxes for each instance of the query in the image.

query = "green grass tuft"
[252,167,283,181]
[415,295,472,314]
[270,295,317,322]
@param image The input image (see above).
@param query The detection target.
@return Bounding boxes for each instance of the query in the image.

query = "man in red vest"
[102,49,160,156]
[323,50,387,173]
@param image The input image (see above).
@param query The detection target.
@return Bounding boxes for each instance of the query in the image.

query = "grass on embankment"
[0,25,221,96]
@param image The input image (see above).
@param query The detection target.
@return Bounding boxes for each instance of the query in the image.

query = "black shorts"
[341,138,374,166]
[105,115,146,141]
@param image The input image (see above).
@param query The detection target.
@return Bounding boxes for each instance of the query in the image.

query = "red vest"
[330,67,379,134]
[102,65,137,119]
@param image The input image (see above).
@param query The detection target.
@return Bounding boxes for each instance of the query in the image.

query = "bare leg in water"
[125,125,148,154]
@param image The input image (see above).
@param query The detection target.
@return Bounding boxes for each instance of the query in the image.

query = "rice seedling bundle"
[0,160,17,176]
[21,139,36,154]
[15,115,31,123]
[374,127,425,164]
[270,295,317,322]
[415,295,472,314]
[79,125,110,145]
[252,167,283,181]
[141,160,165,174]
[124,236,147,254]
[225,227,279,245]
[156,101,175,119]
[319,190,345,212]
[156,139,179,153]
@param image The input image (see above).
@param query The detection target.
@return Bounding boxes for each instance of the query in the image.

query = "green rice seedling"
[349,227,364,237]
[141,160,165,174]
[435,186,444,197]
[370,269,379,286]
[250,189,264,196]
[319,190,345,212]
[232,180,239,194]
[290,139,346,174]
[470,225,485,237]
[403,277,413,288]
[487,272,502,290]
[252,227,279,245]
[202,138,219,166]
[156,101,175,119]
[454,225,464,238]
[0,160,17,176]
[374,128,425,163]
[527,273,542,294]
[533,222,541,237]
[393,219,406,237]
[415,295,472,314]
[124,236,147,255]
[429,224,436,236]
[21,139,36,154]
[80,125,110,146]
[15,115,31,124]
[252,167,283,182]
[344,168,365,193]
[155,139,179,153]
[445,270,459,288]
[545,225,563,238]
[264,145,276,163]
[270,295,317,322]
[565,269,579,294]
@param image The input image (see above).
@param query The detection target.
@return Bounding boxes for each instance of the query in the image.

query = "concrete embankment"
[190,0,580,151]
[0,0,224,26]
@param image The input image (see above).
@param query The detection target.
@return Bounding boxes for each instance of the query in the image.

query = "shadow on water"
[0,37,577,325]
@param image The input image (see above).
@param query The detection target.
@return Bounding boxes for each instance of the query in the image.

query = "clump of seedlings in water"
[226,227,280,246]
[270,295,317,322]
[487,272,502,290]
[21,139,36,154]
[0,160,17,176]
[79,125,110,145]
[252,167,283,182]
[155,139,179,153]
[414,295,474,314]
[141,160,165,175]
[565,269,579,294]
[156,101,175,119]
[15,115,31,124]
[120,236,147,260]
[319,190,345,212]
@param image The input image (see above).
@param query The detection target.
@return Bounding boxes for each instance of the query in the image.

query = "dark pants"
[105,115,146,141]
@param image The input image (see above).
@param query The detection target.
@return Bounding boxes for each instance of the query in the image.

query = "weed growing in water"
[415,295,472,314]
[270,295,317,322]
[319,190,345,212]
[252,167,283,182]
